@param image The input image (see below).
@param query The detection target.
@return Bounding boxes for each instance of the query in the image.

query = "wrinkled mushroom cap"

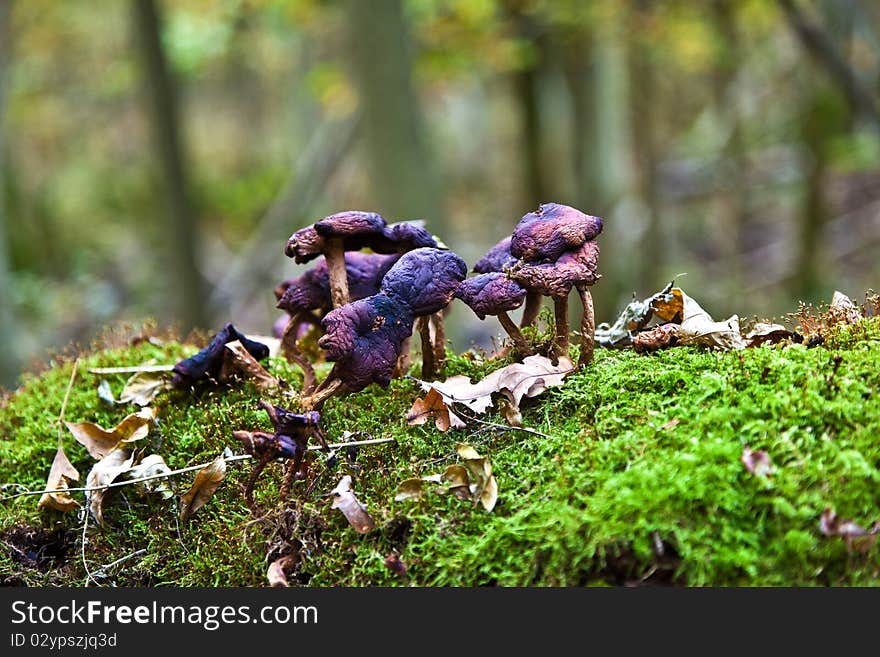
[284,211,388,263]
[473,236,518,274]
[507,241,600,297]
[455,272,527,320]
[318,294,415,392]
[375,221,440,253]
[380,247,468,316]
[276,252,399,314]
[510,203,603,263]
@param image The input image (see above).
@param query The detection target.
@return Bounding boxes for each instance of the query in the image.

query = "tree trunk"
[133,0,207,331]
[0,0,18,387]
[346,0,441,226]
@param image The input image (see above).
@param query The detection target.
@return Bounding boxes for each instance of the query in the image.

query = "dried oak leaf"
[179,455,227,522]
[118,370,172,406]
[406,388,465,432]
[267,553,299,588]
[415,354,572,418]
[219,340,280,392]
[37,445,81,512]
[650,287,745,351]
[85,449,136,525]
[741,447,774,477]
[66,407,156,460]
[329,475,375,533]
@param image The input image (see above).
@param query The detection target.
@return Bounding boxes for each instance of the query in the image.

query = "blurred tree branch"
[133,0,207,330]
[779,0,880,131]
[0,0,18,387]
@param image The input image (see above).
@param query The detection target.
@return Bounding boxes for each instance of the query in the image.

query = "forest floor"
[1,315,879,587]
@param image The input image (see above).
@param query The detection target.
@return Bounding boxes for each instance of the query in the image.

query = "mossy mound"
[2,318,879,586]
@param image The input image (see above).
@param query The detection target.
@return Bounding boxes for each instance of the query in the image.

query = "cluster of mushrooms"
[275,203,602,411]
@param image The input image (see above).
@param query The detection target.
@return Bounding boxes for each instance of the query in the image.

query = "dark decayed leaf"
[744,323,792,348]
[172,323,269,388]
[741,447,773,477]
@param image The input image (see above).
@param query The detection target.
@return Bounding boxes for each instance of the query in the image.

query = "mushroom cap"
[510,203,603,263]
[473,236,518,274]
[380,247,468,316]
[318,294,415,392]
[373,221,440,253]
[454,272,527,320]
[276,252,399,315]
[507,240,600,297]
[284,211,388,263]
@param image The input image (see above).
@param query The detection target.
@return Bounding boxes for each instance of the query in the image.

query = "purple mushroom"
[510,203,603,263]
[274,252,400,393]
[508,239,601,366]
[473,235,541,329]
[455,272,531,356]
[300,248,467,409]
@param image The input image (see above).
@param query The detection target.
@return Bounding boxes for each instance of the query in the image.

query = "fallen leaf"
[97,380,115,406]
[267,554,299,587]
[179,455,227,522]
[744,323,792,348]
[457,444,498,511]
[633,324,680,353]
[498,390,523,427]
[329,475,375,533]
[118,370,172,406]
[119,454,173,499]
[595,283,674,348]
[660,418,681,431]
[384,552,407,578]
[85,450,136,525]
[394,478,428,502]
[416,354,572,417]
[66,407,156,460]
[819,508,873,538]
[406,388,465,432]
[741,447,773,477]
[829,291,863,325]
[650,287,745,350]
[37,446,81,512]
[219,340,279,391]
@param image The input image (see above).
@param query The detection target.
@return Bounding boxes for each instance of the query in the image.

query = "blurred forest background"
[1,0,880,388]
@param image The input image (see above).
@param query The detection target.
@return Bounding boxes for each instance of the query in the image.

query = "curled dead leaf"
[829,291,863,326]
[219,340,279,391]
[37,446,81,512]
[394,478,427,502]
[120,454,173,499]
[741,447,773,477]
[180,456,227,522]
[406,388,465,433]
[744,323,792,348]
[118,370,172,406]
[85,450,135,525]
[66,407,156,460]
[267,553,299,588]
[329,475,375,533]
[457,444,498,511]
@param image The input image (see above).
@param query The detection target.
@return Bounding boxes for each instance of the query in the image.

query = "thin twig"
[91,548,147,579]
[58,358,80,448]
[452,407,554,439]
[1,437,395,501]
[87,365,176,375]
[81,508,98,587]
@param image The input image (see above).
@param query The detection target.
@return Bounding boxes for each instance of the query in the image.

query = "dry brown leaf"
[498,390,523,427]
[741,447,773,477]
[85,450,136,525]
[457,444,498,511]
[329,475,375,533]
[120,454,173,499]
[66,407,156,460]
[442,464,472,500]
[118,371,172,406]
[744,323,792,348]
[660,418,681,431]
[819,508,874,538]
[416,354,572,417]
[219,340,279,391]
[180,456,227,522]
[394,478,428,502]
[651,287,745,350]
[266,554,298,587]
[37,446,81,512]
[633,324,680,353]
[406,388,465,433]
[829,291,863,325]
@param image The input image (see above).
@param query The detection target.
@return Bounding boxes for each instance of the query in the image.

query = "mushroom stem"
[497,310,534,357]
[576,285,595,367]
[281,312,318,395]
[279,453,307,501]
[393,334,412,377]
[553,295,570,359]
[244,453,273,509]
[325,238,350,308]
[417,316,436,380]
[301,377,344,411]
[431,312,446,373]
[520,291,542,328]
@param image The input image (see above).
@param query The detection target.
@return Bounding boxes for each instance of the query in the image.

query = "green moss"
[2,320,880,586]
